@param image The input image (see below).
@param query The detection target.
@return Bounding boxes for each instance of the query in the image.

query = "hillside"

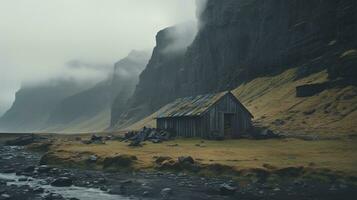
[114,0,357,136]
[124,66,357,138]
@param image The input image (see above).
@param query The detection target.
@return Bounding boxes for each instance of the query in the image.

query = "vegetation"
[124,68,357,138]
[46,137,357,178]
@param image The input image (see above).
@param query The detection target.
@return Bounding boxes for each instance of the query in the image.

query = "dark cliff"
[115,0,357,128]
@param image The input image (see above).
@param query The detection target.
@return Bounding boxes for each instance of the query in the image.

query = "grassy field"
[123,68,357,138]
[48,137,357,176]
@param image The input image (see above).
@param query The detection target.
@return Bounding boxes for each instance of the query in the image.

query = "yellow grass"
[52,138,357,176]
[124,68,357,137]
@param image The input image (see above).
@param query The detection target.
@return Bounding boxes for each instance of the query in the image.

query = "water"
[0,173,134,200]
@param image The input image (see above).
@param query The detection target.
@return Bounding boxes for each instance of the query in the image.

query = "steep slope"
[0,80,86,132]
[113,23,196,128]
[124,67,357,137]
[110,50,151,127]
[118,0,357,135]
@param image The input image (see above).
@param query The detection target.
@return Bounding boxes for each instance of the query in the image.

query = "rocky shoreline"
[1,134,357,200]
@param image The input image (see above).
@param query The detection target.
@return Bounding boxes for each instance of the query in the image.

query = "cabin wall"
[202,94,252,138]
[157,117,202,137]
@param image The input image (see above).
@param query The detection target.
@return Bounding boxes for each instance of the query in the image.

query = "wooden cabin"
[156,91,253,139]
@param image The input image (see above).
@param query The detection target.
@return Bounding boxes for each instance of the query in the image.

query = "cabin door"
[223,113,233,138]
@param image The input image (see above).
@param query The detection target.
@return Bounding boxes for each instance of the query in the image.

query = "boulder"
[50,177,73,187]
[160,188,173,198]
[128,140,142,147]
[37,165,52,173]
[23,165,35,173]
[178,156,194,165]
[102,155,137,168]
[88,155,98,163]
[0,194,11,200]
[219,183,237,195]
[33,187,45,193]
[154,156,173,165]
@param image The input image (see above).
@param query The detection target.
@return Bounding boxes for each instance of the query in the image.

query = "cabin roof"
[156,91,253,119]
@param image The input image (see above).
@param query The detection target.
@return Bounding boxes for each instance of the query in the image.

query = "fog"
[0,0,199,115]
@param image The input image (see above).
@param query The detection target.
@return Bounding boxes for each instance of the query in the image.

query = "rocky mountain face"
[0,80,86,132]
[114,0,357,129]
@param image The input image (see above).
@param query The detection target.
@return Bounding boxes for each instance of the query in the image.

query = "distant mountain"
[0,50,150,133]
[110,50,151,127]
[0,80,87,132]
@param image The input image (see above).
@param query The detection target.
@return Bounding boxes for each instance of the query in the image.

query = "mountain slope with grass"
[115,0,357,136]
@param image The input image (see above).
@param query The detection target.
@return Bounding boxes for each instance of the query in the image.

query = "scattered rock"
[178,156,194,165]
[154,156,172,164]
[23,165,35,173]
[160,188,173,198]
[44,193,65,200]
[275,166,304,177]
[128,140,142,147]
[0,194,10,200]
[51,177,73,187]
[102,155,137,168]
[33,187,45,193]
[142,191,150,196]
[37,165,52,173]
[18,177,28,182]
[219,183,237,195]
[88,155,98,163]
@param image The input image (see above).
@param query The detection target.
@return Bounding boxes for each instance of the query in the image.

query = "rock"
[102,155,137,168]
[296,83,328,97]
[108,185,126,195]
[23,165,35,173]
[18,177,28,182]
[33,187,45,193]
[219,183,237,196]
[160,188,173,198]
[128,140,142,147]
[150,139,162,143]
[142,191,150,196]
[0,194,10,200]
[37,165,52,173]
[178,156,194,165]
[50,177,73,187]
[44,193,65,200]
[154,156,172,164]
[88,155,98,162]
[275,166,304,177]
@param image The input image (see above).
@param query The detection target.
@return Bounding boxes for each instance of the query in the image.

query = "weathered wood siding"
[157,117,202,137]
[157,93,252,138]
[201,93,252,138]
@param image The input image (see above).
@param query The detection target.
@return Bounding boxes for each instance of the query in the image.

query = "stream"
[0,173,132,200]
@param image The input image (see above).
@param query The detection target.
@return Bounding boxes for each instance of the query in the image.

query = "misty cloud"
[161,21,198,54]
[0,0,198,116]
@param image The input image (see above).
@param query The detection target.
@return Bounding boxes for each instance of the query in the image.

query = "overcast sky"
[0,0,197,115]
